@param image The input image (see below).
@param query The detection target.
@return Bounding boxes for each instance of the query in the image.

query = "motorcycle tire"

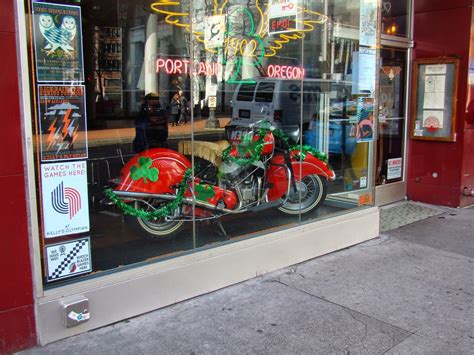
[278,174,328,215]
[127,200,184,241]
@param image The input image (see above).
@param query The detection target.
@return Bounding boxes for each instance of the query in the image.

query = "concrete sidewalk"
[23,204,474,354]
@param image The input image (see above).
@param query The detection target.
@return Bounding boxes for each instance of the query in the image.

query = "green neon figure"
[223,6,265,84]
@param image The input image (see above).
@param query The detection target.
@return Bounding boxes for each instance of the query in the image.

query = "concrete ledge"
[37,206,379,345]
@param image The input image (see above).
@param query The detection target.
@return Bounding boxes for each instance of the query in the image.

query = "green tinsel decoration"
[222,125,328,166]
[105,168,192,220]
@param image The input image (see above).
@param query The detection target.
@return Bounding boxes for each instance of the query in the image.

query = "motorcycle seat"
[178,140,230,166]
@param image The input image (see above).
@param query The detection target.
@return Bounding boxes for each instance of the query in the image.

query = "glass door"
[375,47,408,204]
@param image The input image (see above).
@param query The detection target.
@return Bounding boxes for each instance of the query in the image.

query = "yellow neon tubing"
[150,1,328,58]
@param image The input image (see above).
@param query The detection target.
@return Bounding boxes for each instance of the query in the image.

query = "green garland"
[221,125,328,166]
[221,126,270,166]
[105,168,192,220]
[272,128,328,163]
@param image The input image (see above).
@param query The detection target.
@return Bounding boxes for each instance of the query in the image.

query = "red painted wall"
[0,0,37,352]
[460,7,474,207]
[409,1,473,207]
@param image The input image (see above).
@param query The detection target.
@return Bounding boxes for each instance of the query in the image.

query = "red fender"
[293,152,336,181]
[266,152,335,202]
[116,148,191,194]
[115,148,239,210]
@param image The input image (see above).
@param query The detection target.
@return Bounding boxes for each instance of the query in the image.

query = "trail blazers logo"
[51,182,82,219]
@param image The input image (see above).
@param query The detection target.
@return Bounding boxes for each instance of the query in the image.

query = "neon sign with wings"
[150,0,328,58]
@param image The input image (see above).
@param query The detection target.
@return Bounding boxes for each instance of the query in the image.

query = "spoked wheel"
[127,199,184,241]
[279,174,327,215]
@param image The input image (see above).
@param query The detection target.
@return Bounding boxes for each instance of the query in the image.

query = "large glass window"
[26,0,378,287]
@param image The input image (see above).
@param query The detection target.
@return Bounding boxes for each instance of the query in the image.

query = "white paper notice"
[435,76,446,92]
[387,158,402,180]
[425,76,436,93]
[425,75,446,93]
[423,110,444,128]
[423,92,445,109]
[41,161,90,238]
[357,48,376,93]
[425,64,447,75]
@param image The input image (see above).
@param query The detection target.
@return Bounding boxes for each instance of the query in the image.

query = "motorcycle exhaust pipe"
[112,190,239,213]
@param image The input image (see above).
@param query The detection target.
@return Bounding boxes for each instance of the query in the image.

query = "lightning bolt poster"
[38,85,88,161]
[32,2,84,82]
[41,161,90,238]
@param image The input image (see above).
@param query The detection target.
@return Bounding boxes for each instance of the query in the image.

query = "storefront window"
[381,0,410,37]
[26,0,378,287]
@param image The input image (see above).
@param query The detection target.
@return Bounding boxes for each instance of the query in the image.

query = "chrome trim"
[114,190,242,214]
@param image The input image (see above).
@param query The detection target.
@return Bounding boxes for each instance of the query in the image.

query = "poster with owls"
[32,2,84,82]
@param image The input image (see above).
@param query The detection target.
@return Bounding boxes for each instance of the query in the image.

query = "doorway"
[375,47,409,205]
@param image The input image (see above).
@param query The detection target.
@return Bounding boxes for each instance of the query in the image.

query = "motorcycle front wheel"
[278,174,328,215]
[127,200,184,241]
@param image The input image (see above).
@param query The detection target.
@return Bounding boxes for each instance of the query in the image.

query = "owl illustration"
[38,13,75,56]
[60,16,77,43]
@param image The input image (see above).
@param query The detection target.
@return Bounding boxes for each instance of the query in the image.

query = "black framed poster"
[32,2,84,82]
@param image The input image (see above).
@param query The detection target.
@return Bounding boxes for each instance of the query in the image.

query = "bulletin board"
[410,58,459,142]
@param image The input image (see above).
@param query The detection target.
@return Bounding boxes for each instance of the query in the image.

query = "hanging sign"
[205,15,226,49]
[41,161,90,238]
[46,237,92,282]
[32,2,84,82]
[38,85,88,162]
[359,0,378,47]
[268,0,301,35]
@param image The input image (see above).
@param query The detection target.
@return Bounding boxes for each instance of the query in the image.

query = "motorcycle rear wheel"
[278,174,327,215]
[128,200,184,241]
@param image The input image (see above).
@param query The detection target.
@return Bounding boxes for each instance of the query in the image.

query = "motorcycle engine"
[218,161,259,204]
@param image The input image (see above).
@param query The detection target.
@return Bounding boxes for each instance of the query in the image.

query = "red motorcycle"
[106,121,335,240]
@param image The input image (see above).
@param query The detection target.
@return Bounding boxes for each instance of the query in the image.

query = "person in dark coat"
[178,90,188,124]
[170,92,181,126]
[132,93,168,153]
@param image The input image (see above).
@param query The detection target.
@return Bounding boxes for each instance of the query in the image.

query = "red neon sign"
[156,58,305,80]
[156,58,222,76]
[267,64,305,80]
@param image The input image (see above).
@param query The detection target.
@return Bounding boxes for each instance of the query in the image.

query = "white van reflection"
[231,77,355,130]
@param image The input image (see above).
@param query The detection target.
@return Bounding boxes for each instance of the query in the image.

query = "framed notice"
[32,2,84,82]
[410,58,459,141]
[38,85,88,161]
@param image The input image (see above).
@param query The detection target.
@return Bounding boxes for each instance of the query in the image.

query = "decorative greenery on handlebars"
[221,125,328,166]
[105,168,192,219]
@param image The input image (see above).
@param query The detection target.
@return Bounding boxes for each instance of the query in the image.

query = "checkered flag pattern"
[50,240,87,280]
